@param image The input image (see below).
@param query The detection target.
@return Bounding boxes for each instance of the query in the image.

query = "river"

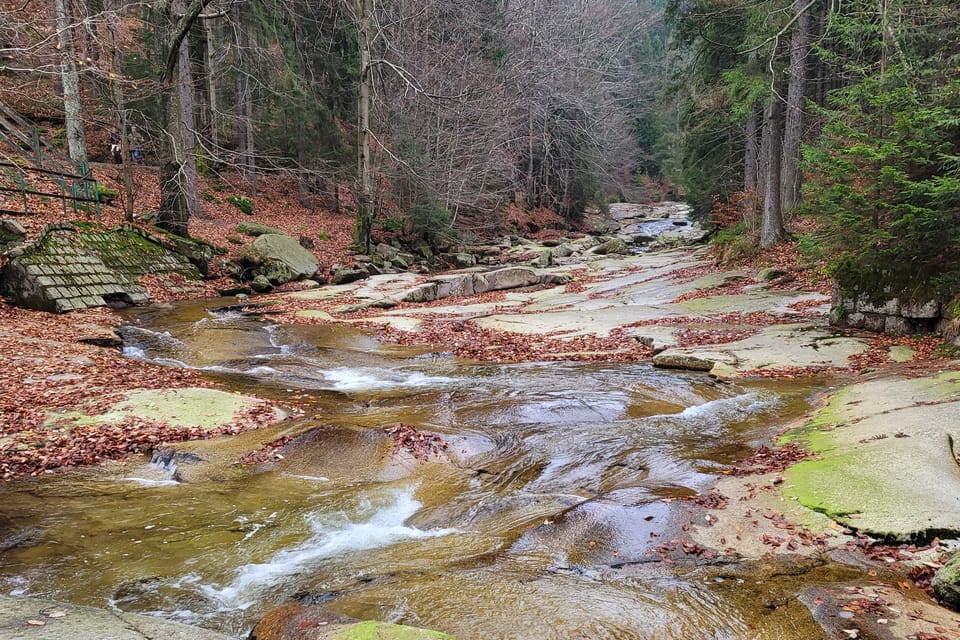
[0,300,846,639]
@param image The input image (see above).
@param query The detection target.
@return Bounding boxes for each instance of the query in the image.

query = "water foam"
[322,367,454,392]
[678,393,774,420]
[201,487,456,608]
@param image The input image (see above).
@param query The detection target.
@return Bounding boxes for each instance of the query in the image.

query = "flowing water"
[0,301,853,638]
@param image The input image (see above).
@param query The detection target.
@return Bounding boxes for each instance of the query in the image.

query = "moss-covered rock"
[782,373,960,542]
[252,234,319,281]
[324,621,458,640]
[237,222,285,237]
[933,552,960,609]
[252,274,274,292]
[47,388,285,432]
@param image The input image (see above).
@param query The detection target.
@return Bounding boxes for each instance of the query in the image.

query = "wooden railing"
[0,100,102,218]
[0,162,101,218]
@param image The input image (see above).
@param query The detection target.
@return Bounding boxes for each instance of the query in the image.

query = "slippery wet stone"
[783,372,960,542]
[0,594,232,640]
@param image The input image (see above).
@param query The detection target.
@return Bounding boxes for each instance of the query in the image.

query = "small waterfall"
[121,448,184,486]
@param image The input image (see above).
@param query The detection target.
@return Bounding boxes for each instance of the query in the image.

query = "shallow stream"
[0,301,856,638]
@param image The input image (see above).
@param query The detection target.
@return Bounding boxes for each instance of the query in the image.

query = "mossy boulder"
[252,234,319,282]
[237,222,285,237]
[782,373,960,542]
[589,237,628,256]
[251,274,274,292]
[933,552,960,609]
[99,388,283,431]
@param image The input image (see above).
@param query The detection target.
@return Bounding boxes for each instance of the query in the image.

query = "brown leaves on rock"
[239,434,297,465]
[675,327,759,347]
[0,301,283,481]
[356,316,654,364]
[0,400,281,480]
[387,423,449,462]
[726,444,814,476]
[693,490,730,509]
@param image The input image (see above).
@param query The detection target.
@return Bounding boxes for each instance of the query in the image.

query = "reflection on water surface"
[0,300,834,638]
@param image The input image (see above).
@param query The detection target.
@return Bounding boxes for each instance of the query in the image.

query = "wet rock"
[0,594,232,639]
[250,603,356,640]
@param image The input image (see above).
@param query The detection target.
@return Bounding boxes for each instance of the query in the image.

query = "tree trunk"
[743,103,760,224]
[781,0,811,213]
[233,3,256,192]
[176,0,201,220]
[54,0,88,168]
[155,0,213,236]
[108,14,135,221]
[760,97,786,249]
[355,0,373,253]
[204,18,219,152]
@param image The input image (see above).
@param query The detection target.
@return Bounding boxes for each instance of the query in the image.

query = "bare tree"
[781,0,813,212]
[53,0,88,168]
[155,0,214,236]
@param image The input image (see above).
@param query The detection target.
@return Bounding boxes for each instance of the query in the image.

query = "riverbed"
[0,299,879,639]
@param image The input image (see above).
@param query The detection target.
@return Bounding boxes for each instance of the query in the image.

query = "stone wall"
[830,291,944,336]
[0,222,202,313]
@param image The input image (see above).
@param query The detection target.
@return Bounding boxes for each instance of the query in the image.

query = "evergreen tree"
[803,0,960,303]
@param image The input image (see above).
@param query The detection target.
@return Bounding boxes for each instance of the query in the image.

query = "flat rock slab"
[0,594,232,640]
[653,324,870,378]
[49,388,285,431]
[783,372,960,542]
[689,473,848,560]
[800,581,960,640]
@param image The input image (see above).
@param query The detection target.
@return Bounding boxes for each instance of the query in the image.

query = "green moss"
[783,453,873,521]
[226,195,255,215]
[327,621,458,640]
[95,184,120,203]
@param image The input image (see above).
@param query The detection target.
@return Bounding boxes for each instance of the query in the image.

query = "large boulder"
[933,552,960,609]
[331,266,370,285]
[252,233,319,281]
[476,266,541,293]
[236,221,285,237]
[588,237,629,256]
